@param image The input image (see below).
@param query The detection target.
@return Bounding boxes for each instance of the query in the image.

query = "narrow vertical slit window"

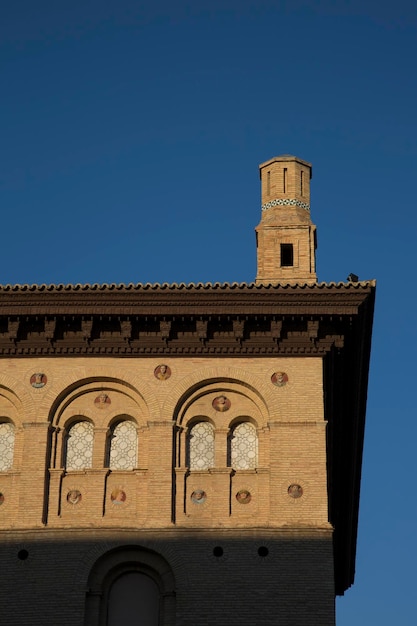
[267,170,270,195]
[283,168,287,193]
[301,170,304,196]
[281,243,294,267]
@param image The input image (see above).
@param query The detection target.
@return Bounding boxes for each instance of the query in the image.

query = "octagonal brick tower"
[256,155,317,284]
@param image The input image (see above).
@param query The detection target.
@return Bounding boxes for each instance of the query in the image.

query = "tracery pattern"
[188,421,215,470]
[66,421,94,470]
[109,420,138,470]
[230,422,258,470]
[0,422,15,471]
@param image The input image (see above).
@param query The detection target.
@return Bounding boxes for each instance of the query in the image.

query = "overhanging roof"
[0,279,376,594]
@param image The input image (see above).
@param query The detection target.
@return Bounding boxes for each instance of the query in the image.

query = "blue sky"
[1,1,416,623]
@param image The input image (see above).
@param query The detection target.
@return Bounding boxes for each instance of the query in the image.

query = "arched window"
[65,420,94,470]
[229,422,258,470]
[107,572,159,626]
[187,421,215,470]
[0,421,15,471]
[108,420,138,470]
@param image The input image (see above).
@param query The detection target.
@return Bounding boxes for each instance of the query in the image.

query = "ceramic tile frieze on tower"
[256,155,317,284]
[0,156,375,626]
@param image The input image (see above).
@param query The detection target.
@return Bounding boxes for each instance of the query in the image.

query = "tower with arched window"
[0,156,375,626]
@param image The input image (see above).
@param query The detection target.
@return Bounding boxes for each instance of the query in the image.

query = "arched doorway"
[84,546,175,626]
[107,571,159,626]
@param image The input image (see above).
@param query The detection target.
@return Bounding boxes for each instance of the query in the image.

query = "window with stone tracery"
[187,421,215,470]
[0,421,15,471]
[65,420,94,470]
[108,420,138,470]
[229,422,258,470]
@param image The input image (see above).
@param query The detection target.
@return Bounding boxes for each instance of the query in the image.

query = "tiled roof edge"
[0,280,376,292]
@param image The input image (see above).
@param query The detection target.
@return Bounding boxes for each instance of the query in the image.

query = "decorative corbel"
[196,320,208,344]
[160,320,171,343]
[44,319,56,342]
[308,320,319,341]
[271,320,282,342]
[121,320,132,342]
[6,319,20,343]
[81,319,93,343]
[233,319,245,343]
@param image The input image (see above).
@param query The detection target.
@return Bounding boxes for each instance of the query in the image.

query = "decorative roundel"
[191,490,206,504]
[288,484,303,499]
[94,392,111,408]
[66,490,82,505]
[212,395,231,412]
[30,373,47,388]
[271,372,288,387]
[236,489,251,504]
[111,489,126,504]
[154,364,171,380]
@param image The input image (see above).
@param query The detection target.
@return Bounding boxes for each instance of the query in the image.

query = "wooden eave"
[0,280,374,315]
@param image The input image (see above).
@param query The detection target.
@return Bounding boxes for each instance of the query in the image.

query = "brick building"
[0,156,375,625]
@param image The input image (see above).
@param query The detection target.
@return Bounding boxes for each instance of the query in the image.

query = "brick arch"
[81,542,178,626]
[56,391,147,430]
[75,538,188,593]
[227,414,259,430]
[162,365,279,425]
[107,413,139,429]
[0,395,19,426]
[61,413,96,430]
[0,374,33,424]
[43,368,160,426]
[185,414,216,428]
[0,378,33,474]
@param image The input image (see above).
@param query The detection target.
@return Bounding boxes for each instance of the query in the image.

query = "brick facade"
[0,156,375,625]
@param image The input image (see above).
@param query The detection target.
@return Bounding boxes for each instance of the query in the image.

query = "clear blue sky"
[1,1,416,623]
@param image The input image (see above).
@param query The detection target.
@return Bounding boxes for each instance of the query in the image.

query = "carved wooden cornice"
[0,281,374,358]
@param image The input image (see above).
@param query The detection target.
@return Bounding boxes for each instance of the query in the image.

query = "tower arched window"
[0,420,15,471]
[65,420,94,470]
[187,421,215,470]
[108,420,138,470]
[229,421,258,470]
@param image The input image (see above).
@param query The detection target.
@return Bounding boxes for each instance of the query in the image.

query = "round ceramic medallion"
[236,489,251,504]
[94,393,111,408]
[212,395,230,412]
[30,373,47,388]
[288,484,303,498]
[154,364,171,380]
[191,490,206,504]
[111,489,126,504]
[271,372,288,387]
[67,490,82,505]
